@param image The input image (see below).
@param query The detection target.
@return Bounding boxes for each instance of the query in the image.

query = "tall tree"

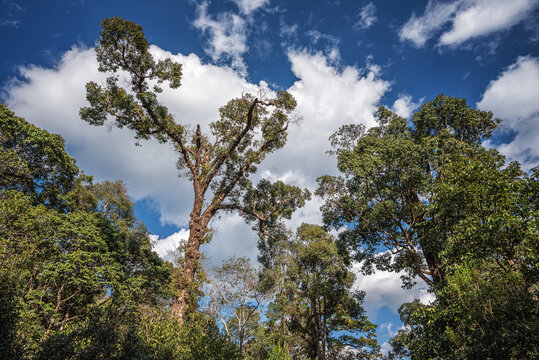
[317,95,499,287]
[80,17,300,320]
[393,152,538,359]
[265,224,380,360]
[317,95,538,358]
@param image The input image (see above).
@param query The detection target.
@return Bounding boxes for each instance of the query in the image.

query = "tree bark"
[171,193,207,320]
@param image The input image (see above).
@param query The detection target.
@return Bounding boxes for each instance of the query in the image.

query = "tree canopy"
[0,106,235,359]
[317,95,538,359]
[80,17,308,320]
[2,15,537,359]
[317,95,501,287]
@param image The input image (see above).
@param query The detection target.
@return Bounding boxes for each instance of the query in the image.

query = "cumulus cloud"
[2,44,391,266]
[231,0,269,15]
[192,0,270,74]
[205,50,391,265]
[193,2,248,73]
[151,229,190,260]
[440,0,539,46]
[3,45,261,230]
[478,56,539,168]
[353,265,435,319]
[391,94,422,119]
[355,2,377,30]
[400,0,539,47]
[274,50,389,181]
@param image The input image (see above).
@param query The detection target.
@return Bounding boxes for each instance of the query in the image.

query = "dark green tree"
[0,106,172,359]
[80,17,300,320]
[394,152,538,359]
[317,95,499,287]
[0,104,79,210]
[317,95,538,358]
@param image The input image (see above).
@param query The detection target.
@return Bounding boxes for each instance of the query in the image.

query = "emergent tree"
[80,17,303,320]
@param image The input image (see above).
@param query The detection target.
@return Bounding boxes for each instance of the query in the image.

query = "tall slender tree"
[80,17,301,320]
[264,224,379,360]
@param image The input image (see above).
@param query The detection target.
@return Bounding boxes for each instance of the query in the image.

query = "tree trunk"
[423,250,444,285]
[322,299,327,360]
[171,193,207,321]
[408,188,445,285]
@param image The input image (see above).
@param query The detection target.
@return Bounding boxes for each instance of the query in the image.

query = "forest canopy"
[0,16,537,360]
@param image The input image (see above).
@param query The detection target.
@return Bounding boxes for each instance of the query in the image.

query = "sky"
[2,0,539,353]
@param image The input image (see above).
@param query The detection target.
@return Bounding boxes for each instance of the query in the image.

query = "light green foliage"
[264,224,380,360]
[135,311,238,360]
[267,342,290,360]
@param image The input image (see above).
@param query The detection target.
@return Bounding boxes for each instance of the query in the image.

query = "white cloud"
[380,341,393,356]
[440,0,538,46]
[478,56,539,168]
[3,45,261,230]
[400,0,539,47]
[3,46,391,266]
[273,50,389,182]
[399,0,461,47]
[353,265,435,319]
[203,51,392,261]
[193,2,248,73]
[391,94,422,119]
[151,229,190,259]
[356,2,377,30]
[379,322,406,338]
[231,0,269,15]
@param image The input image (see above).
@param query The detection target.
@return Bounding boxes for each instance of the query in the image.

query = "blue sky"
[2,0,539,353]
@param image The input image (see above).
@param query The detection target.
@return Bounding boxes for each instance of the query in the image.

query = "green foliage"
[317,95,501,287]
[399,262,538,359]
[263,224,380,359]
[0,272,22,359]
[0,104,79,209]
[81,17,182,144]
[0,106,175,359]
[317,94,537,358]
[136,311,238,360]
[394,156,539,359]
[230,179,311,268]
[267,342,290,360]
